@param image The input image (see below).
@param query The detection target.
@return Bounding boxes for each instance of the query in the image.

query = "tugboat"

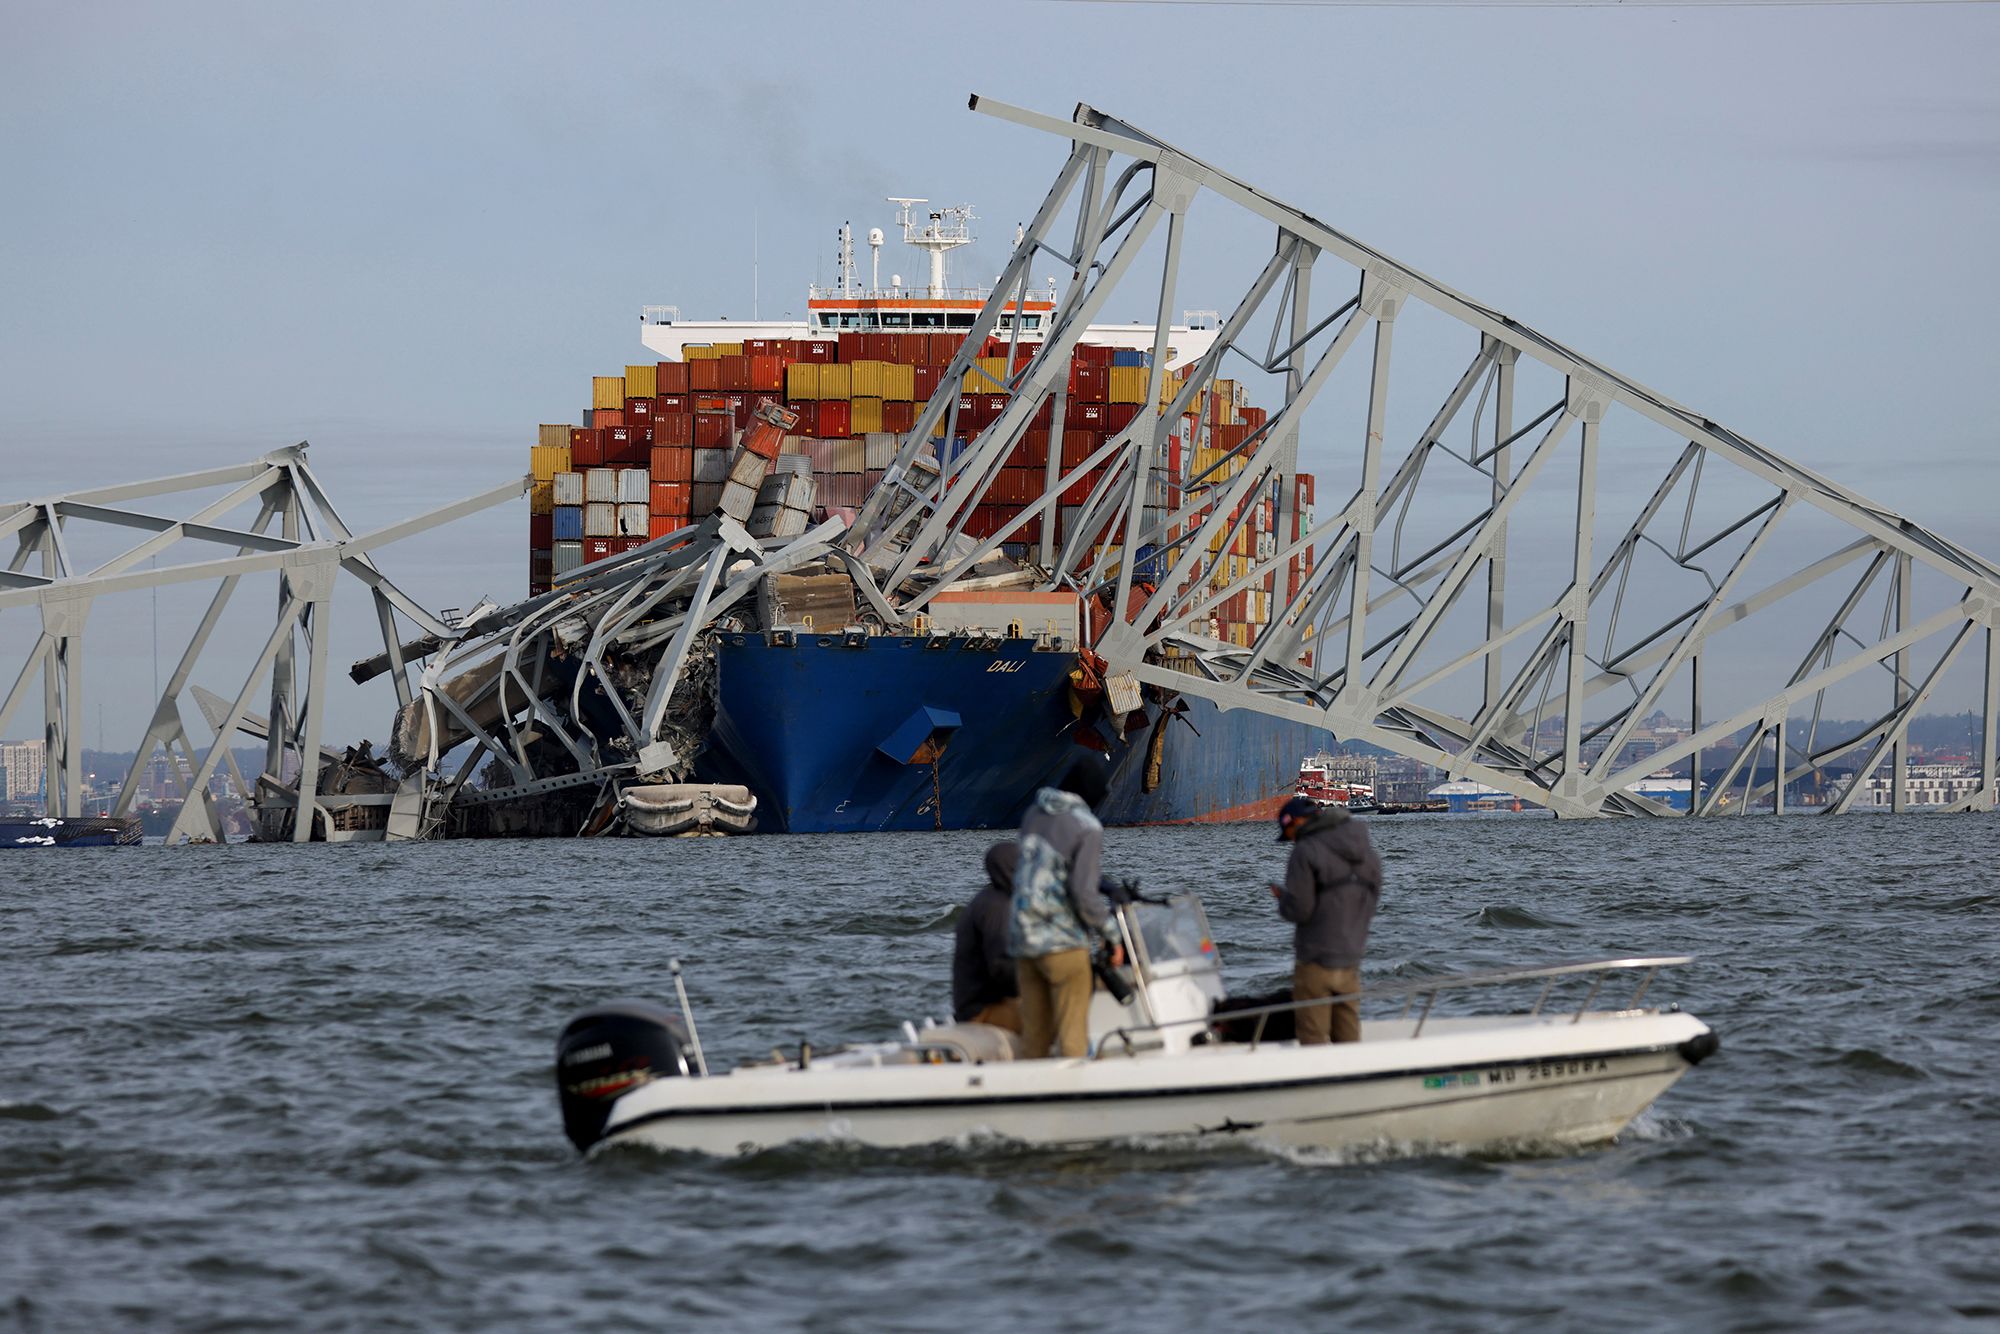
[1295,752,1378,814]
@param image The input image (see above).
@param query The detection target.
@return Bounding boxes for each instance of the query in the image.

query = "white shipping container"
[617,503,650,537]
[584,468,619,503]
[769,507,809,538]
[552,541,584,575]
[728,449,770,490]
[832,438,866,473]
[719,479,758,523]
[616,469,650,504]
[773,453,811,478]
[780,473,815,510]
[552,471,585,506]
[584,502,618,537]
[692,451,731,483]
[864,432,899,469]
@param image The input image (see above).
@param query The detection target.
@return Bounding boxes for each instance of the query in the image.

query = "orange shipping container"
[650,481,691,515]
[650,445,693,482]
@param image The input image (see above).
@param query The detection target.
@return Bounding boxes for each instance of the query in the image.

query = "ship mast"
[888,198,974,298]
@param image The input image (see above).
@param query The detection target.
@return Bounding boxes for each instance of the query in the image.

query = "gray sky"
[3,0,1996,748]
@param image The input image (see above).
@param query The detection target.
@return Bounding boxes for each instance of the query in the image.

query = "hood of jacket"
[1032,786,1094,822]
[1297,806,1353,840]
[983,841,1020,895]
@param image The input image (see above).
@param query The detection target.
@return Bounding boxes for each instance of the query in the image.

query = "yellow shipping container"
[538,423,571,449]
[849,359,888,399]
[712,342,743,357]
[819,363,852,400]
[683,344,720,361]
[886,363,916,401]
[529,444,572,482]
[1109,366,1149,405]
[529,481,554,515]
[787,363,821,400]
[592,376,626,410]
[624,364,657,398]
[851,397,885,435]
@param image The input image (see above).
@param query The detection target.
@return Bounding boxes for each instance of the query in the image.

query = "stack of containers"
[529,341,1308,653]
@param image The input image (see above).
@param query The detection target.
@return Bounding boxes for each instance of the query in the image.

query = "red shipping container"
[650,481,691,514]
[1067,401,1108,431]
[1061,469,1103,505]
[1103,403,1140,435]
[800,340,837,363]
[650,445,693,482]
[649,514,687,540]
[858,332,890,362]
[913,365,941,399]
[1296,472,1315,507]
[653,393,686,415]
[837,332,865,363]
[1072,365,1107,402]
[742,421,782,462]
[654,413,693,447]
[529,512,553,548]
[657,361,691,394]
[603,426,637,464]
[747,354,783,392]
[689,360,722,391]
[717,355,750,392]
[570,427,606,467]
[693,415,732,449]
[1061,430,1100,468]
[743,338,774,356]
[1074,343,1113,369]
[630,423,654,448]
[814,400,851,438]
[882,401,916,433]
[1009,430,1050,469]
[728,393,754,429]
[592,408,625,429]
[624,397,655,422]
[584,537,617,564]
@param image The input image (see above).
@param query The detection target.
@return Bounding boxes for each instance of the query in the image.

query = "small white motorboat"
[554,892,1717,1158]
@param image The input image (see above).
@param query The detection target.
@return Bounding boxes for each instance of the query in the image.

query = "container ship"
[517,203,1326,833]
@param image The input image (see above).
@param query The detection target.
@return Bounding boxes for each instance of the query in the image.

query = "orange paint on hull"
[1121,792,1291,827]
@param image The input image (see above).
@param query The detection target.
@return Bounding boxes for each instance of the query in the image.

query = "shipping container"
[617,502,650,537]
[692,449,731,483]
[625,364,658,399]
[654,412,693,447]
[615,468,650,504]
[850,397,884,434]
[552,540,583,576]
[584,537,618,564]
[692,415,731,449]
[812,399,850,438]
[863,432,899,470]
[648,514,683,540]
[719,478,759,522]
[727,449,771,490]
[656,361,691,394]
[529,512,553,548]
[883,401,916,434]
[529,480,554,515]
[650,480,691,515]
[538,424,571,449]
[552,471,585,507]
[832,437,866,473]
[584,501,617,537]
[690,360,723,392]
[692,481,725,513]
[624,397,655,422]
[650,445,693,482]
[552,504,584,542]
[582,468,617,503]
[530,444,572,481]
[819,363,852,399]
[593,376,626,410]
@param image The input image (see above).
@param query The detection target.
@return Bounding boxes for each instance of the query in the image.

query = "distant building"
[1839,763,1982,810]
[1,739,46,800]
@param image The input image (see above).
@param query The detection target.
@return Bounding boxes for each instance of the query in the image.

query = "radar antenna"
[888,197,976,298]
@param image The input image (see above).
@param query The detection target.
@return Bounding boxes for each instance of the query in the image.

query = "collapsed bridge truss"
[847,97,2000,816]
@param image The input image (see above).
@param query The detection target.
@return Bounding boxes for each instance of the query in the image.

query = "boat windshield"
[1127,893,1220,979]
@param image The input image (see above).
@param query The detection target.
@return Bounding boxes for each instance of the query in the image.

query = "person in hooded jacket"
[1009,757,1123,1058]
[952,842,1023,1031]
[1272,796,1383,1044]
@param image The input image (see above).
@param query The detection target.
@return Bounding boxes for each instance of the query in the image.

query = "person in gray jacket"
[1009,757,1123,1058]
[1271,796,1383,1044]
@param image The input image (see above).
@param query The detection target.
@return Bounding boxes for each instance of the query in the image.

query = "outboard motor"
[554,1000,691,1152]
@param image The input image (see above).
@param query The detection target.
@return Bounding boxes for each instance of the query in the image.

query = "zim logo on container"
[986,660,1024,673]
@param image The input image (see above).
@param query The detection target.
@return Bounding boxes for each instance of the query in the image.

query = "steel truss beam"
[843,97,1999,817]
[0,445,523,840]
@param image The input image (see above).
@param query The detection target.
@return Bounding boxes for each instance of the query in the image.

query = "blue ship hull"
[698,635,1324,833]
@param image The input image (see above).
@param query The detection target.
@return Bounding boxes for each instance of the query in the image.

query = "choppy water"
[4,816,1998,1331]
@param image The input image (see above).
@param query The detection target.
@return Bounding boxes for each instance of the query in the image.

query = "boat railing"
[1095,955,1695,1057]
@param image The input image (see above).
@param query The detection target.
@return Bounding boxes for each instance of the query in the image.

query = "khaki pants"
[1018,949,1094,1058]
[1294,962,1361,1045]
[969,996,1023,1034]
